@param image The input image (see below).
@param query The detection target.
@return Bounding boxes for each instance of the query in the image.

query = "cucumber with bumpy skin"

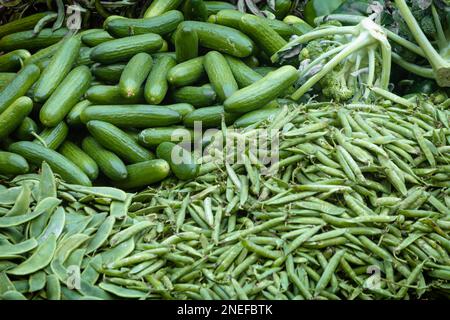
[66,100,91,127]
[119,53,153,98]
[0,151,29,176]
[204,51,238,102]
[173,84,217,107]
[8,141,91,186]
[34,122,68,150]
[225,55,262,88]
[87,120,154,164]
[0,50,31,72]
[0,72,15,90]
[81,30,114,47]
[184,105,238,128]
[167,56,205,87]
[157,142,199,180]
[145,55,176,104]
[39,65,92,127]
[59,141,99,181]
[86,85,146,105]
[0,96,33,140]
[114,160,170,189]
[33,36,81,102]
[175,26,198,63]
[224,65,298,113]
[0,28,69,52]
[82,136,128,181]
[183,0,208,21]
[139,127,194,147]
[92,63,125,84]
[165,103,195,118]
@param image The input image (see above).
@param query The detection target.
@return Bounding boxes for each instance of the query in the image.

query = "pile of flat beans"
[0,99,449,300]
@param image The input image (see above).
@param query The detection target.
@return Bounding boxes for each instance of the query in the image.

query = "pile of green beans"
[0,98,449,300]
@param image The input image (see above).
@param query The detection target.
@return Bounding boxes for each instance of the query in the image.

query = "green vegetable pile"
[0,0,449,300]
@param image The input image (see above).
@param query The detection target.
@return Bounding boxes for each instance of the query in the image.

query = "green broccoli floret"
[420,15,437,38]
[320,64,354,102]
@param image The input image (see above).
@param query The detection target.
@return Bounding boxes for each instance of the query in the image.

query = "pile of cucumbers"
[0,0,307,189]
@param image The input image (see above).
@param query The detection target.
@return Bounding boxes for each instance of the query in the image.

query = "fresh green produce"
[144,0,184,18]
[0,151,29,175]
[145,55,176,104]
[167,56,205,86]
[0,28,69,52]
[59,141,99,181]
[0,96,33,139]
[86,85,145,105]
[139,127,194,147]
[156,142,199,180]
[0,50,31,72]
[173,84,217,107]
[33,122,69,150]
[119,53,153,98]
[204,51,238,102]
[175,25,199,62]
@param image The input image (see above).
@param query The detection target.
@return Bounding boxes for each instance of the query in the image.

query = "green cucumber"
[213,9,298,38]
[156,142,199,180]
[225,55,262,88]
[167,56,205,87]
[82,136,128,181]
[81,105,182,128]
[273,0,293,19]
[234,108,281,128]
[92,63,125,84]
[145,55,176,104]
[35,58,51,71]
[173,84,217,107]
[119,53,153,98]
[76,47,94,66]
[90,34,163,64]
[183,0,208,21]
[81,30,114,47]
[0,96,33,139]
[39,65,92,127]
[33,36,81,102]
[243,55,259,68]
[0,28,69,52]
[0,73,15,90]
[23,42,61,67]
[152,52,177,60]
[139,127,194,147]
[8,141,91,186]
[59,141,99,181]
[144,0,184,18]
[204,1,236,15]
[105,10,184,38]
[165,103,195,118]
[114,160,170,189]
[86,85,145,105]
[14,117,39,141]
[283,15,313,35]
[204,51,238,102]
[0,50,31,72]
[178,21,254,57]
[86,120,154,164]
[239,14,287,57]
[224,65,298,113]
[0,12,53,38]
[34,122,68,150]
[66,100,91,127]
[0,151,29,176]
[175,25,198,63]
[254,66,276,76]
[184,105,238,128]
[0,64,40,114]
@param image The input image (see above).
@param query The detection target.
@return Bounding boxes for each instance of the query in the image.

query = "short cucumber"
[59,141,99,181]
[35,58,51,71]
[66,100,91,127]
[81,30,114,47]
[8,141,91,186]
[75,47,94,66]
[114,160,170,189]
[81,104,182,128]
[34,122,68,150]
[204,1,236,15]
[0,72,15,90]
[90,34,163,64]
[167,56,205,87]
[14,117,39,141]
[152,52,177,60]
[178,21,254,57]
[86,85,145,105]
[92,63,125,84]
[234,108,281,127]
[225,55,262,88]
[0,151,29,176]
[173,84,217,107]
[0,28,69,52]
[183,105,238,128]
[273,0,293,19]
[0,50,31,72]
[156,142,199,180]
[0,96,33,139]
[0,64,40,114]
[82,136,128,181]
[165,103,195,118]
[0,12,53,38]
[175,25,198,63]
[144,0,184,18]
[213,9,298,38]
[224,65,298,113]
[139,127,194,147]
[33,36,81,102]
[183,0,208,21]
[87,120,154,164]
[145,55,176,104]
[105,10,184,38]
[243,55,259,68]
[119,53,153,98]
[39,65,92,127]
[239,14,287,57]
[283,15,313,35]
[204,51,238,102]
[23,41,61,66]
